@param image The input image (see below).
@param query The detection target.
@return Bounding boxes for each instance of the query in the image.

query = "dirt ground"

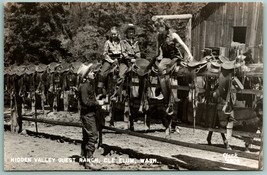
[4,110,261,171]
[4,131,171,171]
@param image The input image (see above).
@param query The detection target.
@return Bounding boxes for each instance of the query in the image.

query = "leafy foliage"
[4,2,207,65]
[4,2,71,65]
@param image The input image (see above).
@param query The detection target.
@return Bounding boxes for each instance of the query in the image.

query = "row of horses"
[4,54,263,152]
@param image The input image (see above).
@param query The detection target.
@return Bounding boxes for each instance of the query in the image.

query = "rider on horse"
[98,26,122,99]
[152,19,194,116]
[111,23,141,101]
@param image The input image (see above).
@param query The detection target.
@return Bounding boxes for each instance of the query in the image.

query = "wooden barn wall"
[192,2,263,62]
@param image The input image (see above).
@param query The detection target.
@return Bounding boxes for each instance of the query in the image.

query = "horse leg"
[221,133,226,144]
[22,101,26,115]
[144,111,150,131]
[31,92,36,114]
[109,102,114,127]
[138,90,145,113]
[124,96,130,130]
[207,131,213,145]
[145,76,151,131]
[108,72,118,127]
[165,118,172,136]
[53,93,57,112]
[63,90,68,112]
[144,98,150,131]
[138,76,146,113]
[42,92,46,114]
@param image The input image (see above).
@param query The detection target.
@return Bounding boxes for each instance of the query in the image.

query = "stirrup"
[166,105,174,115]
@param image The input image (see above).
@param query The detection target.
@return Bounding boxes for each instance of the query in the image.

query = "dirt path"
[4,110,260,171]
[4,131,170,171]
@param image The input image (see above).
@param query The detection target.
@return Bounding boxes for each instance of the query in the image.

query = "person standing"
[77,63,101,170]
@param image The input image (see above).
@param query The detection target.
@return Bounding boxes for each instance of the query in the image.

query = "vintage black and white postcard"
[3,1,263,171]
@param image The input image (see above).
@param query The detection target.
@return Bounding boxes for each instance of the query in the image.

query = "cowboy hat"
[77,63,93,79]
[124,23,137,33]
[132,59,150,76]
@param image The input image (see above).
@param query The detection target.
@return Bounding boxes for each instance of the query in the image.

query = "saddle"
[36,64,48,73]
[187,57,208,74]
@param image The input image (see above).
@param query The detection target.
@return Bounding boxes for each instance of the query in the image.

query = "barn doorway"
[233,26,247,44]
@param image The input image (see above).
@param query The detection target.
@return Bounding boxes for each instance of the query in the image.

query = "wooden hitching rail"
[21,116,259,161]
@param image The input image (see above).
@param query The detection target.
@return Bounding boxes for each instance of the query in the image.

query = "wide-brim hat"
[132,59,150,76]
[77,63,93,79]
[124,24,137,33]
[221,60,242,70]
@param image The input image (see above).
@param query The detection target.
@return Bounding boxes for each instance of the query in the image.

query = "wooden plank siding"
[192,2,263,62]
[256,3,263,63]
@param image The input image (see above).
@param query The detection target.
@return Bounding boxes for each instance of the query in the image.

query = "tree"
[4,2,71,65]
[5,2,208,66]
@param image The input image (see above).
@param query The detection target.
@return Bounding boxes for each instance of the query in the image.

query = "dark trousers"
[81,112,98,158]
